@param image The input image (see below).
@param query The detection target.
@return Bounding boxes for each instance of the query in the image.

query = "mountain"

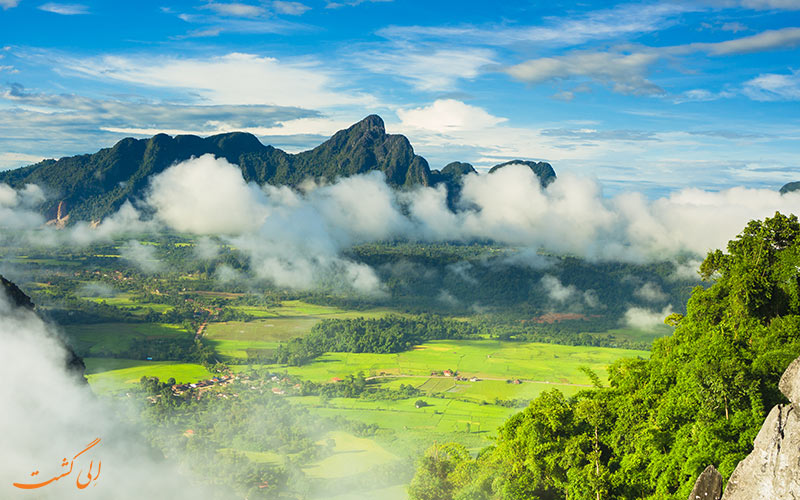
[0,115,555,222]
[489,159,557,187]
[780,181,800,195]
[430,161,478,209]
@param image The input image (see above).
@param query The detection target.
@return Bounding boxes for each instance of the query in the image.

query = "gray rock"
[721,403,800,499]
[779,356,800,406]
[687,465,723,500]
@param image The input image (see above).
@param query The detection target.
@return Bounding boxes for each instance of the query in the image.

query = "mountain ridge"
[0,115,556,222]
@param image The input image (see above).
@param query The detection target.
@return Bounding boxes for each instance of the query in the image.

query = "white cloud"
[378,2,694,47]
[38,2,88,15]
[359,47,495,91]
[696,27,800,55]
[272,0,310,15]
[397,99,507,132]
[326,0,392,8]
[505,51,663,96]
[146,154,269,235]
[634,282,668,303]
[66,52,377,109]
[739,0,800,10]
[120,240,163,274]
[202,2,265,17]
[0,0,19,9]
[742,69,800,100]
[624,305,674,331]
[721,22,748,33]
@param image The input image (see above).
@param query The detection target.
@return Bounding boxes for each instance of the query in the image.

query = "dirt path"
[194,321,208,341]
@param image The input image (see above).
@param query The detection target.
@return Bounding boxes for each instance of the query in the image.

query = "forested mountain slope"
[0,115,554,222]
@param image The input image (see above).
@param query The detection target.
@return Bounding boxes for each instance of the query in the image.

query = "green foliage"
[409,213,800,500]
[274,314,479,365]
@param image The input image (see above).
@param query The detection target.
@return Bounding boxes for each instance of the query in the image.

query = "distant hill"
[780,181,800,195]
[0,115,556,222]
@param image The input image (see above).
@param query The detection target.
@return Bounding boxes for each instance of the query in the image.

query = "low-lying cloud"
[0,291,211,500]
[2,155,800,294]
[624,305,674,331]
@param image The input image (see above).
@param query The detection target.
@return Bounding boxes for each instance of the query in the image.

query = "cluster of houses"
[172,374,234,394]
[430,370,481,382]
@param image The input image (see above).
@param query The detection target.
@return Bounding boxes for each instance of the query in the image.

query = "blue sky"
[0,0,799,196]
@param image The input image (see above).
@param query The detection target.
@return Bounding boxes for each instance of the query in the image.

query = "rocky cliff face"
[720,356,800,499]
[689,356,800,500]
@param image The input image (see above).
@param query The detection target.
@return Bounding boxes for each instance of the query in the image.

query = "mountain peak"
[351,114,385,133]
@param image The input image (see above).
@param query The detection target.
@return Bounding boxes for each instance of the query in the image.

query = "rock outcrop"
[688,465,723,500]
[710,355,800,499]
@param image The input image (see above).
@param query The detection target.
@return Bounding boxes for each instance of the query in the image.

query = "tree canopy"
[409,212,800,500]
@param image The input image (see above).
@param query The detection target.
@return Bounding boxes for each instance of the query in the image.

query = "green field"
[205,300,400,360]
[303,430,398,479]
[263,340,647,389]
[64,322,189,355]
[84,357,214,393]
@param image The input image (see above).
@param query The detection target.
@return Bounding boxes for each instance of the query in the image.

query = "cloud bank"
[3,156,800,293]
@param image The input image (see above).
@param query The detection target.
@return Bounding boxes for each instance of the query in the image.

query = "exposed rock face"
[779,357,800,405]
[719,355,800,499]
[688,465,723,500]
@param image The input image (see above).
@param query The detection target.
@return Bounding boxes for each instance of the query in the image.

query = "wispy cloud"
[506,51,663,96]
[171,3,310,36]
[273,0,310,15]
[63,52,377,109]
[38,2,89,15]
[0,83,322,168]
[326,0,392,9]
[688,27,800,55]
[742,69,800,100]
[378,2,695,47]
[503,27,800,97]
[358,46,495,91]
[541,128,659,141]
[201,2,265,17]
[0,0,19,9]
[739,0,800,10]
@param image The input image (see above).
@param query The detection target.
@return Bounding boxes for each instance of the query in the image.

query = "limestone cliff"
[689,356,800,499]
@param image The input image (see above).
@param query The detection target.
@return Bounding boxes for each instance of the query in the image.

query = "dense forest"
[408,213,800,500]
